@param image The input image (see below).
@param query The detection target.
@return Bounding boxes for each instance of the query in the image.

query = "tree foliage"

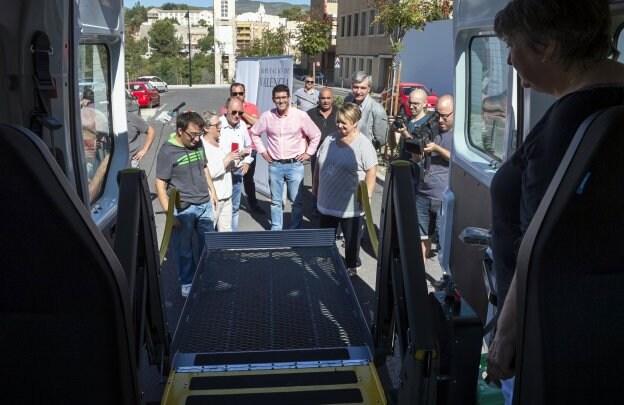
[297,18,331,61]
[148,19,183,57]
[197,27,215,53]
[279,7,306,21]
[161,3,188,10]
[238,26,290,57]
[368,0,452,56]
[125,2,147,36]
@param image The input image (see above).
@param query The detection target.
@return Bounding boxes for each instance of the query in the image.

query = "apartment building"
[146,8,213,27]
[335,1,393,91]
[214,0,237,84]
[309,0,338,83]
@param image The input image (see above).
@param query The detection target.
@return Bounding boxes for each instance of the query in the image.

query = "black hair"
[272,84,290,98]
[176,111,205,131]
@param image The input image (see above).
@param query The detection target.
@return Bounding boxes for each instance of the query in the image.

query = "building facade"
[214,0,237,84]
[335,1,393,91]
[146,8,213,27]
[309,0,338,83]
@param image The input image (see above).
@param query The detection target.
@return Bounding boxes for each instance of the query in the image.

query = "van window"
[78,44,113,203]
[617,24,624,62]
[467,36,510,162]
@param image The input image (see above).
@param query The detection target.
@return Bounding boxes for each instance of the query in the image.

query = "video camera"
[404,111,440,155]
[391,113,409,131]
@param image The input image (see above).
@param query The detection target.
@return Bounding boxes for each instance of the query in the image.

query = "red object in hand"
[231,143,239,152]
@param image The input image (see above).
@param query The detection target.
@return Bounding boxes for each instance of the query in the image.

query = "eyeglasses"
[409,101,423,106]
[438,110,454,120]
[305,80,314,84]
[231,92,245,96]
[230,110,244,116]
[207,123,222,130]
[184,130,205,139]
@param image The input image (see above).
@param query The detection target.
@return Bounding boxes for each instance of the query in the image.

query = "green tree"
[197,27,215,53]
[297,17,332,77]
[197,19,207,27]
[125,37,149,79]
[279,6,305,21]
[149,19,183,57]
[125,2,148,37]
[161,3,188,10]
[238,26,290,57]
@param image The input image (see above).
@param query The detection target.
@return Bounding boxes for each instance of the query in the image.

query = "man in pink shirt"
[251,84,321,230]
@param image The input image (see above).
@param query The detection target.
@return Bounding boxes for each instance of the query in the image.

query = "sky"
[135,0,311,7]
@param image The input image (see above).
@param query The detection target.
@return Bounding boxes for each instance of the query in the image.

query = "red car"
[127,82,160,108]
[381,82,438,116]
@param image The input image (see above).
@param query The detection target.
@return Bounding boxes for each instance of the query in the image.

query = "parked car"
[136,75,168,92]
[381,82,438,115]
[127,82,160,108]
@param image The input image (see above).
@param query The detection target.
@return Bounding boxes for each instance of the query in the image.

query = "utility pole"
[186,11,192,87]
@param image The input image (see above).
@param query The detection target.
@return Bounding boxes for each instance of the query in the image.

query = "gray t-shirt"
[127,113,150,156]
[293,88,319,112]
[317,134,378,217]
[418,130,453,200]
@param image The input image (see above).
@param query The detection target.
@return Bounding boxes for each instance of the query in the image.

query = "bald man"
[394,88,431,161]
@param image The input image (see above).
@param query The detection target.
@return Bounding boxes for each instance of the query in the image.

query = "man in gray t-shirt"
[416,95,454,265]
[127,110,155,168]
[293,75,319,112]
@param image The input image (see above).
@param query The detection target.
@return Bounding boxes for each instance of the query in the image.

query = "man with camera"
[392,88,432,161]
[414,95,453,265]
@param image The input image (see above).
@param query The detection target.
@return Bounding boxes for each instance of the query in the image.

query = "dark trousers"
[319,214,363,268]
[243,150,258,207]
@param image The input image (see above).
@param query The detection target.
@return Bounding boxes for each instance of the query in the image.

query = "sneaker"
[250,204,265,214]
[181,283,192,298]
[347,267,360,277]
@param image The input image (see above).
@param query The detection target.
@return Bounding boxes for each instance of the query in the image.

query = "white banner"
[235,56,293,198]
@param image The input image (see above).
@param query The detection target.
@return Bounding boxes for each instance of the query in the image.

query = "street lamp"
[186,11,192,87]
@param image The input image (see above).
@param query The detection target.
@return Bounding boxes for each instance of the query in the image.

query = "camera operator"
[392,88,433,161]
[415,95,453,266]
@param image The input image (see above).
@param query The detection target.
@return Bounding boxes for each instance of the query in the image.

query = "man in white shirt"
[219,97,253,231]
[201,114,240,232]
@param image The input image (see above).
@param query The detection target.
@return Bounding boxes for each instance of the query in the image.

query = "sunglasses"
[231,92,244,96]
[184,130,205,139]
[305,80,314,84]
[230,110,244,116]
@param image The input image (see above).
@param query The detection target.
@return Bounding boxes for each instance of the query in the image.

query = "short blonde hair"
[336,102,362,126]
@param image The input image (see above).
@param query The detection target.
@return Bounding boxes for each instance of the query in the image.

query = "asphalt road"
[137,84,443,401]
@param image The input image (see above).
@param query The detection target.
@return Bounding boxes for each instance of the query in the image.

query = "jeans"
[231,170,243,231]
[268,161,304,230]
[319,214,363,268]
[171,202,214,285]
[243,150,258,207]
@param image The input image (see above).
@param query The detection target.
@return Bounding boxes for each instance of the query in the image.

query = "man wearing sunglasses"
[155,111,218,298]
[225,83,265,214]
[293,75,319,112]
[220,97,254,231]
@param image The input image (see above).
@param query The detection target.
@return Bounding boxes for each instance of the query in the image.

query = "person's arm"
[372,103,389,146]
[423,142,451,161]
[204,166,219,207]
[487,273,517,381]
[300,114,321,160]
[364,165,377,199]
[155,178,170,212]
[133,125,156,161]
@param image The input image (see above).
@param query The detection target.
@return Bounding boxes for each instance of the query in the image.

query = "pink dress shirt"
[250,107,321,160]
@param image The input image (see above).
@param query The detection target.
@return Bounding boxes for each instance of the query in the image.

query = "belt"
[274,158,298,164]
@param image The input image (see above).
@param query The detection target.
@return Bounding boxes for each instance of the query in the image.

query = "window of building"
[78,44,113,203]
[360,12,367,36]
[351,57,356,76]
[367,59,372,76]
[468,36,511,162]
[347,15,351,37]
[368,10,376,35]
[341,16,345,37]
[353,13,359,36]
[344,58,350,78]
[221,1,228,19]
[378,21,385,35]
[358,58,364,71]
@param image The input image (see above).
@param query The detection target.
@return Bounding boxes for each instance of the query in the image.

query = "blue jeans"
[268,161,304,230]
[231,171,243,231]
[171,202,214,285]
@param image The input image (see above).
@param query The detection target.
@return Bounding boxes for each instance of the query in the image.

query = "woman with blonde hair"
[312,103,378,277]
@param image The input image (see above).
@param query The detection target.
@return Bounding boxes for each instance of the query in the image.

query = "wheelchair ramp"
[163,230,385,404]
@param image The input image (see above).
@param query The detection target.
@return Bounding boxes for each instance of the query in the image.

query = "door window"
[467,36,510,162]
[78,44,113,202]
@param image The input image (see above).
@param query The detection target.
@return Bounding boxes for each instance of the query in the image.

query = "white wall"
[397,19,454,97]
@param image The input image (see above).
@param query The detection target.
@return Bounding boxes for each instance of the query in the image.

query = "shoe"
[347,267,360,277]
[181,283,192,298]
[250,204,265,214]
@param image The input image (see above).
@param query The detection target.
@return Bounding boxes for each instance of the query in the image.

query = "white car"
[136,75,167,93]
